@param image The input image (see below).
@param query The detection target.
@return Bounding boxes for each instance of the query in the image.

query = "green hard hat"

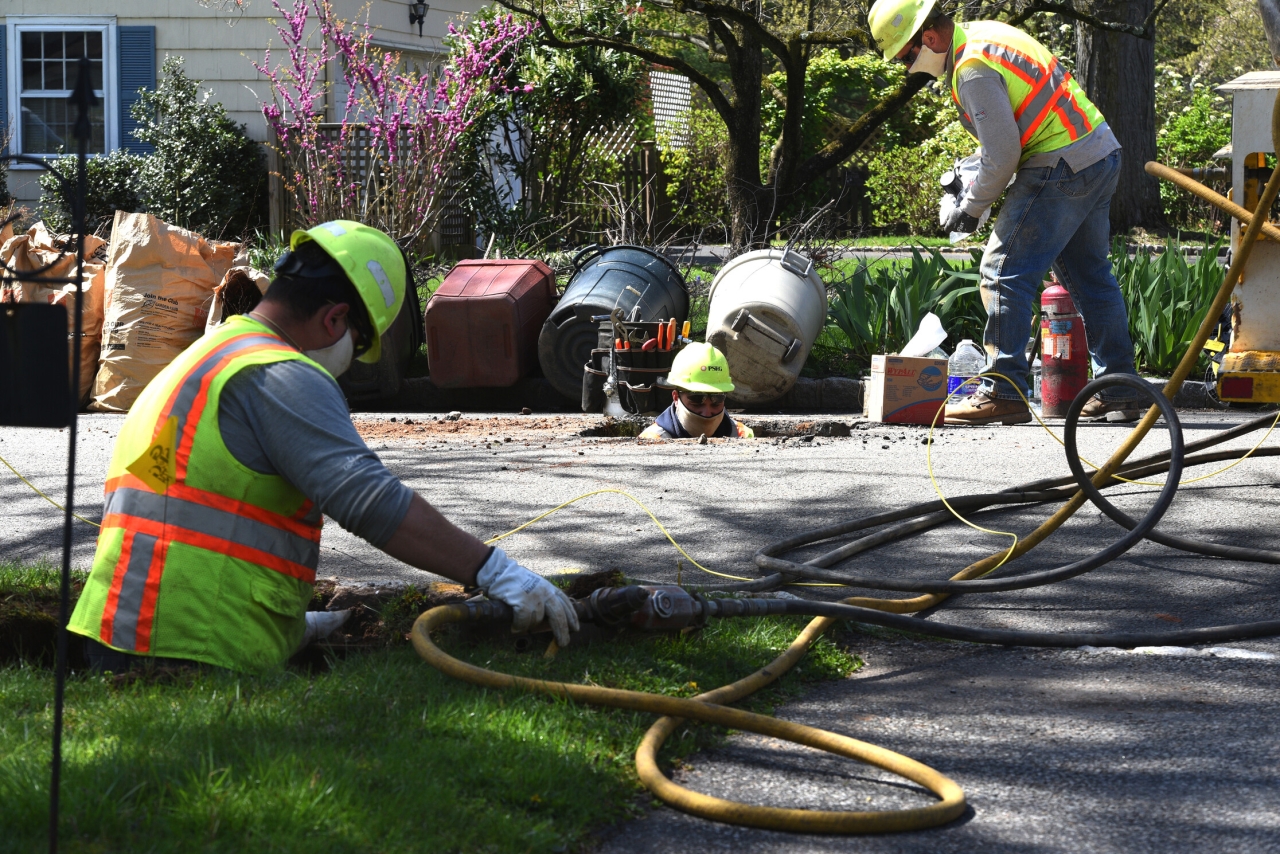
[663,342,735,393]
[868,0,936,60]
[290,220,405,364]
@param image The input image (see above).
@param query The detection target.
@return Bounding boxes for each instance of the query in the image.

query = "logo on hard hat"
[917,365,944,392]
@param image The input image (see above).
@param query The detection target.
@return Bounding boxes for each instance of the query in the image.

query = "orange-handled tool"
[656,323,667,351]
[666,319,677,351]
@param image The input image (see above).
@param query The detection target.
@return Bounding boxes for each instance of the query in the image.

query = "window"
[20,30,106,153]
[5,18,118,158]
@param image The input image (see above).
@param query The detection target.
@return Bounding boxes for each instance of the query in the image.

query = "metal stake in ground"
[49,56,96,854]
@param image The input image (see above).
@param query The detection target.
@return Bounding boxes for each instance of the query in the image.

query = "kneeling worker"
[69,221,578,673]
[640,342,754,440]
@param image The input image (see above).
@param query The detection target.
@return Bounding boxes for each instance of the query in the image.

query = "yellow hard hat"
[868,0,935,60]
[289,220,406,364]
[663,342,735,393]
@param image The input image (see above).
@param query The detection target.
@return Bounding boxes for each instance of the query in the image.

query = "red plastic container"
[425,260,557,388]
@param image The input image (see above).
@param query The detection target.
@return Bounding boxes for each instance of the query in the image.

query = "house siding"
[3,0,480,203]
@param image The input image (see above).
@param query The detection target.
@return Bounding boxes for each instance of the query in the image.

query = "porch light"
[410,1,429,36]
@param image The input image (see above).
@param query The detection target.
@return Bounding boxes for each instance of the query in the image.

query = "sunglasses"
[897,31,923,65]
[681,392,726,407]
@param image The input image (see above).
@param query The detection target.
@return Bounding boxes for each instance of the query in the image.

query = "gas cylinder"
[1040,280,1089,417]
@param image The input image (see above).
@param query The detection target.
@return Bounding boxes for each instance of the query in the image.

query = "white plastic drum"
[705,248,827,406]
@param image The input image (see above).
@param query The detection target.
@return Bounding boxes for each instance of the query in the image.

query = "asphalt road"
[3,408,1279,852]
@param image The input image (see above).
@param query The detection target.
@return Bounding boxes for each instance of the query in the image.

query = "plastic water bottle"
[1030,356,1043,402]
[947,339,986,396]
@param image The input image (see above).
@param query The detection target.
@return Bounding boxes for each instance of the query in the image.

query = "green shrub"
[1114,237,1225,376]
[660,103,731,239]
[36,57,267,240]
[865,120,975,236]
[1156,74,1232,233]
[757,51,955,225]
[824,246,985,372]
[131,57,267,240]
[37,149,142,235]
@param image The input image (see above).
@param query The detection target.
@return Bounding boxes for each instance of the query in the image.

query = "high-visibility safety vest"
[69,315,325,672]
[950,21,1105,163]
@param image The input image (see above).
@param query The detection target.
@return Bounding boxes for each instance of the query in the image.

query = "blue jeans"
[977,148,1137,401]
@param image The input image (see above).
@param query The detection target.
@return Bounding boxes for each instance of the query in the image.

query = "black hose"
[757,377,1184,593]
[734,381,1280,647]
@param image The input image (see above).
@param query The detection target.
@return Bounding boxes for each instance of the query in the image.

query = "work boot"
[1078,395,1144,423]
[945,390,1032,426]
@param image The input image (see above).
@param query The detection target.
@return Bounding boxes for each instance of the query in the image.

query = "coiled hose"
[410,93,1280,835]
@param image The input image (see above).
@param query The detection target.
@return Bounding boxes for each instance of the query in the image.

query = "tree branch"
[638,28,716,53]
[797,28,868,47]
[1007,0,1171,39]
[494,0,735,119]
[673,0,794,73]
[790,72,933,190]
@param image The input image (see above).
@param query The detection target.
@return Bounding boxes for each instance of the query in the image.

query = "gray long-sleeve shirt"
[218,360,413,548]
[954,62,1120,216]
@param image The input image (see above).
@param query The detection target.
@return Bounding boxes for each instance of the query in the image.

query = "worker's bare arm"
[381,493,490,586]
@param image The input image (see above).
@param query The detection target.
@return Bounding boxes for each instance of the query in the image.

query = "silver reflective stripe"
[110,487,320,568]
[1054,90,1090,138]
[979,43,1043,83]
[1015,63,1069,138]
[168,334,284,444]
[112,532,159,650]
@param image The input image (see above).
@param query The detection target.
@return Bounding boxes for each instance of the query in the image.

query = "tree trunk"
[1074,0,1165,234]
[722,26,768,252]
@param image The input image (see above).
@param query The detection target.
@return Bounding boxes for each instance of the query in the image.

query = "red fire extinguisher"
[1040,279,1089,417]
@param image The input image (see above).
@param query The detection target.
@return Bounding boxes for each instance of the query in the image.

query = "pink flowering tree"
[255,0,534,246]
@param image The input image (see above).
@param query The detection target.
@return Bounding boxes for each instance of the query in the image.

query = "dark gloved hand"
[943,207,981,236]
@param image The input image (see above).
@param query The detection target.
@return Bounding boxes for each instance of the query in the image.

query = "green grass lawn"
[0,564,859,854]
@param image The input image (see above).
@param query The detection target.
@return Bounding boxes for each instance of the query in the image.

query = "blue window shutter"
[0,26,8,158]
[117,26,156,154]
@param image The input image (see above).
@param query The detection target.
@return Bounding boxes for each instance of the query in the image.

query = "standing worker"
[869,0,1141,425]
[639,343,755,440]
[69,221,578,673]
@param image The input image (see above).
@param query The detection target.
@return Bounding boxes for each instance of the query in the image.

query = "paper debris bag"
[0,222,108,405]
[204,263,271,334]
[90,212,238,412]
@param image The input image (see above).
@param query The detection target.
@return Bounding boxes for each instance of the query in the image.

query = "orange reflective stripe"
[143,331,292,481]
[1050,88,1092,140]
[173,343,294,479]
[102,513,318,583]
[104,479,321,543]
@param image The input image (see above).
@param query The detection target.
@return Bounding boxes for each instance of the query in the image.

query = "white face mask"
[675,397,725,438]
[305,329,355,378]
[909,44,948,78]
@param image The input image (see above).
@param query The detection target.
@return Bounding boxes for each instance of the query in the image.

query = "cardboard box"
[866,355,948,425]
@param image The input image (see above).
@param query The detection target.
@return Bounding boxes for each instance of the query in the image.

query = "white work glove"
[475,547,580,647]
[297,609,352,651]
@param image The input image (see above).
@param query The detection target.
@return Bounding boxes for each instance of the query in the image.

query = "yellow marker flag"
[127,416,178,494]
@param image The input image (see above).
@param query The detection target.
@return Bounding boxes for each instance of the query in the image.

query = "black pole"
[50,56,96,854]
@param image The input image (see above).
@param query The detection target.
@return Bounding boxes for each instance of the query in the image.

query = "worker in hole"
[69,221,577,673]
[639,342,755,440]
[869,0,1140,425]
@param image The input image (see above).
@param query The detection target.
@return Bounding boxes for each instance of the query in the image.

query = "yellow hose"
[411,604,965,833]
